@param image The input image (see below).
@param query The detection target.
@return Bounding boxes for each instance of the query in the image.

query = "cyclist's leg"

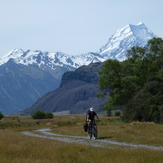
[88,120,92,139]
[88,119,92,127]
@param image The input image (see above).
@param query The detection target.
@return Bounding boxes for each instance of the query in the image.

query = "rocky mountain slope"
[21,62,108,115]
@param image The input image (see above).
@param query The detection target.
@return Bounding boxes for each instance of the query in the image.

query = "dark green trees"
[99,38,163,123]
[0,112,4,120]
[31,110,54,119]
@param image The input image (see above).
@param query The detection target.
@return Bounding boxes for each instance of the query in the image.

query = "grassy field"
[0,114,163,163]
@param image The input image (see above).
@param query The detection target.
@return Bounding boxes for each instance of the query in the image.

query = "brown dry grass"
[0,115,163,163]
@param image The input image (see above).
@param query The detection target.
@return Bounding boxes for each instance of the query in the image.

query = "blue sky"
[0,0,163,57]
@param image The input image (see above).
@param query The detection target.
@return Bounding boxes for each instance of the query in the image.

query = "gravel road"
[21,128,163,151]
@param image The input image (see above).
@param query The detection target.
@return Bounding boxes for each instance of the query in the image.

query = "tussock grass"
[0,115,163,163]
[98,119,163,146]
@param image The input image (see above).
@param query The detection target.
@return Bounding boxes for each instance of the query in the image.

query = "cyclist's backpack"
[84,123,88,132]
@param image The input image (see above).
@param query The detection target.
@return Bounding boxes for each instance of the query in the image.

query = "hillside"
[0,59,59,115]
[21,62,108,115]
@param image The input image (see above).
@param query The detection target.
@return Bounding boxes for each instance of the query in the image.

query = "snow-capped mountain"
[0,22,156,70]
[0,49,107,68]
[98,22,157,61]
[0,49,107,80]
[0,49,76,72]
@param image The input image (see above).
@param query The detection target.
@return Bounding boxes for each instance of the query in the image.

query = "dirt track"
[21,128,163,151]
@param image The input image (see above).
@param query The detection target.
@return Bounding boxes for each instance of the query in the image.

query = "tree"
[99,38,163,123]
[0,111,4,120]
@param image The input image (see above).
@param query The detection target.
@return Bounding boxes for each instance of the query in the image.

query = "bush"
[0,111,4,120]
[31,110,53,119]
[31,110,46,119]
[46,112,54,119]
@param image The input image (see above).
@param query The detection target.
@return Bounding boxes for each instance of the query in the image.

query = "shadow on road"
[97,136,113,140]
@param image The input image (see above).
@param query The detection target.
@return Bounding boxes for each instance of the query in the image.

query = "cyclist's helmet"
[90,107,93,112]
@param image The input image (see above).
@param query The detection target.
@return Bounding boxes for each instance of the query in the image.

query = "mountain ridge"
[0,22,156,67]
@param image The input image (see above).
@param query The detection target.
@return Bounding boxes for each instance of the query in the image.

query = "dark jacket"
[87,111,97,121]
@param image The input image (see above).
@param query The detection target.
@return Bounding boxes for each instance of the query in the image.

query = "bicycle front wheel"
[93,126,98,139]
[88,127,92,139]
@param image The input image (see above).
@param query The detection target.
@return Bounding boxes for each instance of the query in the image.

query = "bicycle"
[87,120,98,139]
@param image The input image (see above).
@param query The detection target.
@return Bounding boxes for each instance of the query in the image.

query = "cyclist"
[86,107,99,127]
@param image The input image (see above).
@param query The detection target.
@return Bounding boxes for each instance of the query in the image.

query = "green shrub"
[0,111,4,120]
[46,112,54,119]
[31,110,53,119]
[31,110,47,119]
